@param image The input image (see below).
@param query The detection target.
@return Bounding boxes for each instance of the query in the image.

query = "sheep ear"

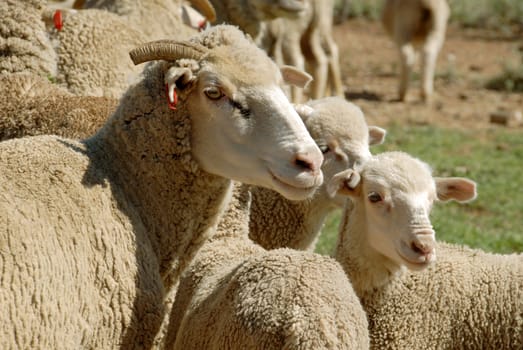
[368,126,386,146]
[280,65,313,88]
[326,169,361,199]
[164,66,196,107]
[435,177,477,203]
[294,104,315,122]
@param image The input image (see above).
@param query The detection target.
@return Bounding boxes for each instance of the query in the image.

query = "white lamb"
[0,25,323,349]
[381,0,450,103]
[164,183,370,349]
[249,96,386,251]
[328,151,522,349]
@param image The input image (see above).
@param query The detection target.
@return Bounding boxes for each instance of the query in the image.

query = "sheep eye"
[204,86,223,100]
[318,144,330,153]
[368,192,382,203]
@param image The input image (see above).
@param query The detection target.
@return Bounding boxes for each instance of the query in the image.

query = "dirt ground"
[332,19,523,130]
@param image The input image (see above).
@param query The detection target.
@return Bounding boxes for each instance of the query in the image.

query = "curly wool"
[165,183,369,349]
[0,0,57,76]
[79,0,198,41]
[0,73,117,141]
[352,242,523,349]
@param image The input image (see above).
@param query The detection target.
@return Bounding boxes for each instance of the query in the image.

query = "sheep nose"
[411,232,435,255]
[293,151,322,174]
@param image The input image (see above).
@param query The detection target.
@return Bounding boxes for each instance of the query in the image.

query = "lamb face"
[296,97,386,206]
[329,151,476,271]
[131,26,323,201]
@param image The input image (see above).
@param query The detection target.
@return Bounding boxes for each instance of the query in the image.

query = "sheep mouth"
[269,170,319,200]
[397,243,434,270]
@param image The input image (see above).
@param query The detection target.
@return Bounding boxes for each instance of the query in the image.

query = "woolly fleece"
[0,73,117,141]
[165,183,370,349]
[0,0,57,76]
[346,242,523,349]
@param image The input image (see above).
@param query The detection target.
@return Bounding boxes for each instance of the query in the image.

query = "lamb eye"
[204,86,223,100]
[318,144,330,153]
[368,192,382,203]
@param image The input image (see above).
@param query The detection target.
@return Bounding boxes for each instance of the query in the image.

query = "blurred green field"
[315,124,523,256]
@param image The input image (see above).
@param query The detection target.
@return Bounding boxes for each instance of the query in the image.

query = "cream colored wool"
[355,242,523,349]
[0,0,57,76]
[333,151,522,349]
[0,73,117,140]
[249,97,385,251]
[50,9,147,97]
[1,0,147,98]
[0,25,314,349]
[78,0,201,41]
[165,183,370,349]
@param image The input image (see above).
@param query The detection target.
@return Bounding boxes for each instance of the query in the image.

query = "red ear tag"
[198,20,207,32]
[54,10,63,31]
[165,84,178,110]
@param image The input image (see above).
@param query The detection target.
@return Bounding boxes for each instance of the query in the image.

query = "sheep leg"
[420,34,444,103]
[325,36,344,97]
[308,31,328,99]
[398,43,415,102]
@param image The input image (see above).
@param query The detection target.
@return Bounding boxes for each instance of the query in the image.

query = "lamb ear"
[327,169,361,199]
[294,104,315,122]
[368,126,386,146]
[435,177,477,202]
[280,65,313,88]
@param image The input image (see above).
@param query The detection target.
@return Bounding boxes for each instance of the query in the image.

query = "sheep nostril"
[411,241,432,255]
[294,154,316,172]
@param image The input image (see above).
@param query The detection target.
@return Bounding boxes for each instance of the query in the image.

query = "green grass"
[486,57,523,92]
[315,124,523,256]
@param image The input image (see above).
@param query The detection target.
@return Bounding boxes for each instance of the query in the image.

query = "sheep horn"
[129,40,209,65]
[188,0,216,23]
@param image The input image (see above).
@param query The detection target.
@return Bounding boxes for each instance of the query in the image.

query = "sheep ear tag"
[54,10,63,31]
[165,83,178,110]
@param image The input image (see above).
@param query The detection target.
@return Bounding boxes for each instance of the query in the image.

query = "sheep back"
[0,74,117,141]
[364,242,523,349]
[0,136,164,349]
[51,9,146,97]
[0,0,57,76]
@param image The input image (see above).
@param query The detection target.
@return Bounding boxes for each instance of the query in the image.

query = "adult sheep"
[381,0,450,103]
[268,0,344,102]
[248,96,386,251]
[328,151,522,349]
[208,0,309,46]
[0,25,323,349]
[165,183,370,349]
